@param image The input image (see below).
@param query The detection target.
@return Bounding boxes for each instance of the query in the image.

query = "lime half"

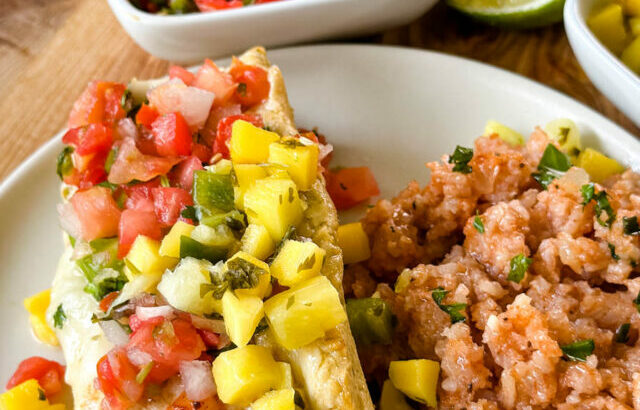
[446,0,565,29]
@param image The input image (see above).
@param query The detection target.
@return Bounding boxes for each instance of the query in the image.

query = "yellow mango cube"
[159,221,195,258]
[233,164,268,209]
[226,251,272,298]
[626,0,640,16]
[230,120,280,164]
[157,257,217,315]
[576,148,625,183]
[250,388,295,410]
[126,236,178,275]
[389,359,440,408]
[588,4,629,55]
[264,275,347,350]
[483,120,524,146]
[622,36,640,73]
[212,345,284,406]
[337,222,371,265]
[24,289,58,346]
[268,141,319,191]
[270,240,326,287]
[394,269,413,294]
[244,178,304,242]
[0,379,63,410]
[241,224,275,260]
[544,118,582,159]
[630,18,640,36]
[222,291,264,347]
[277,362,293,389]
[380,380,413,410]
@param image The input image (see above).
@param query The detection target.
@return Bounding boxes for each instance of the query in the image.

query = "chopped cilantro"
[593,191,616,228]
[623,216,640,236]
[448,146,473,174]
[608,243,620,261]
[532,144,572,189]
[53,304,66,329]
[431,287,467,324]
[473,212,485,234]
[298,253,316,272]
[507,253,532,283]
[180,205,198,221]
[200,257,265,299]
[561,339,595,362]
[580,183,595,206]
[56,146,74,180]
[615,323,631,343]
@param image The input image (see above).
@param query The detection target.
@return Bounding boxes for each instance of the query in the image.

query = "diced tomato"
[62,124,113,156]
[195,0,243,11]
[152,187,193,227]
[123,179,161,213]
[6,357,66,398]
[106,348,143,403]
[197,329,221,348]
[70,186,122,241]
[169,65,196,86]
[169,156,203,191]
[68,81,126,128]
[96,355,129,410]
[193,59,237,105]
[108,138,181,185]
[118,209,163,258]
[128,318,205,383]
[192,143,211,163]
[100,291,121,313]
[63,151,109,189]
[214,114,263,159]
[326,167,380,210]
[229,59,270,107]
[151,112,193,157]
[135,104,159,129]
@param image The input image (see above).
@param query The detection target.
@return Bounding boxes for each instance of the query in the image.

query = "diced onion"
[148,79,215,130]
[99,320,130,347]
[319,143,334,163]
[117,118,138,140]
[179,360,217,401]
[190,315,226,334]
[127,348,153,367]
[135,305,174,321]
[57,202,83,240]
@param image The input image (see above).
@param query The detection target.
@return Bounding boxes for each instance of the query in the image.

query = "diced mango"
[544,118,582,159]
[277,362,293,389]
[212,345,284,406]
[24,289,58,346]
[622,36,640,73]
[0,379,63,410]
[226,251,272,298]
[379,380,413,410]
[268,141,319,191]
[264,275,347,350]
[625,0,640,16]
[394,269,413,294]
[630,18,640,36]
[222,291,264,347]
[576,148,625,183]
[389,360,440,408]
[244,178,304,242]
[126,236,178,275]
[208,159,233,175]
[159,221,195,258]
[588,4,629,55]
[483,120,524,146]
[250,388,295,410]
[337,222,371,265]
[234,164,268,209]
[230,120,280,164]
[157,257,219,315]
[270,240,326,287]
[191,223,236,248]
[241,224,275,260]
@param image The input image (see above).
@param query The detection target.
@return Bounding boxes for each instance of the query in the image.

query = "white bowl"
[564,0,640,127]
[106,0,437,63]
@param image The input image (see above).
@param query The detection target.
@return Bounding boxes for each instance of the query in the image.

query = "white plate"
[1,44,639,397]
[106,0,437,63]
[564,0,640,127]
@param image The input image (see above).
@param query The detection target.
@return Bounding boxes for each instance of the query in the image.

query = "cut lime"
[446,0,565,29]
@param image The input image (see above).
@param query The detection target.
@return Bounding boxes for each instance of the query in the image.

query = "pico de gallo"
[4,53,379,410]
[131,0,284,15]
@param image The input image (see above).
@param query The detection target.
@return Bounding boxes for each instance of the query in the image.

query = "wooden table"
[0,0,637,182]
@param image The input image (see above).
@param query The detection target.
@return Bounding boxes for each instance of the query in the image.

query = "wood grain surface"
[0,0,637,182]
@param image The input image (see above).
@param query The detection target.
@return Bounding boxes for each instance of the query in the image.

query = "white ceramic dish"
[564,0,640,127]
[106,0,437,63]
[1,44,639,401]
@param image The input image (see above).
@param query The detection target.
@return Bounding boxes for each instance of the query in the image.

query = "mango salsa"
[244,178,304,242]
[337,222,371,265]
[212,345,284,405]
[24,289,58,346]
[241,224,275,260]
[389,359,440,408]
[226,251,272,298]
[270,240,326,287]
[230,120,280,164]
[588,3,629,55]
[159,221,195,258]
[0,379,65,410]
[268,141,319,191]
[379,380,413,410]
[264,275,347,350]
[126,235,178,276]
[233,163,268,209]
[544,118,582,159]
[250,388,296,410]
[157,257,219,315]
[222,291,264,347]
[576,147,625,183]
[483,120,524,146]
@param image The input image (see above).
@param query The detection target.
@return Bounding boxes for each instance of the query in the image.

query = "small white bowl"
[564,0,640,127]
[107,0,437,63]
